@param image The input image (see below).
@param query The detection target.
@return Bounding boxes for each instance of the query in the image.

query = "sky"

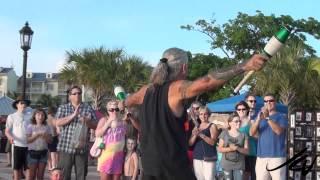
[0,0,319,76]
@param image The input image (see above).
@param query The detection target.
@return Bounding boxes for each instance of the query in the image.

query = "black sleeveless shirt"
[140,82,195,179]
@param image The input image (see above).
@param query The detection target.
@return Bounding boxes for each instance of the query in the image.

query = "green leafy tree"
[253,41,320,110]
[181,11,320,60]
[60,47,150,110]
[117,55,152,93]
[7,91,19,100]
[36,94,61,109]
[182,11,320,107]
[187,53,237,102]
[60,47,125,109]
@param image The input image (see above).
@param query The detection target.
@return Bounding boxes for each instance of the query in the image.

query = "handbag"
[225,151,239,162]
[90,137,104,158]
[201,124,217,162]
[224,133,240,162]
[71,120,88,149]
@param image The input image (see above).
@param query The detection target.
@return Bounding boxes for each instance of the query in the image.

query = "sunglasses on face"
[71,92,82,96]
[237,108,247,111]
[19,101,26,105]
[108,108,120,112]
[264,99,275,103]
[247,100,256,103]
[193,107,200,110]
[232,120,241,123]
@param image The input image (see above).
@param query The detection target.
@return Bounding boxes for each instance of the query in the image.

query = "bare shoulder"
[132,151,138,158]
[169,80,193,100]
[170,77,212,101]
[168,80,193,117]
[126,85,149,106]
[98,116,107,124]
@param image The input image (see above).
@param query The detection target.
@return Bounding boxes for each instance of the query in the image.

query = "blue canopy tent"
[206,93,288,114]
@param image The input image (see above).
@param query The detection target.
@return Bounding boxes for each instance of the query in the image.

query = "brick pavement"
[0,153,99,180]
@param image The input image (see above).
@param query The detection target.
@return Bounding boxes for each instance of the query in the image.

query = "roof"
[0,67,13,74]
[206,93,288,114]
[0,96,15,115]
[18,73,60,81]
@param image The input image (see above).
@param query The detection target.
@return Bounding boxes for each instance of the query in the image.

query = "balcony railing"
[29,88,43,92]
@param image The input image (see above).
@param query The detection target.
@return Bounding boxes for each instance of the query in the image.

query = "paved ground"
[0,153,99,180]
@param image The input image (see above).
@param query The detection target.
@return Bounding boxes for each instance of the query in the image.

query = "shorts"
[48,136,59,152]
[13,146,28,170]
[27,150,48,165]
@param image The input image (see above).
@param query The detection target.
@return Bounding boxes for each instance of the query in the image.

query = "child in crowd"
[50,167,63,180]
[123,137,139,180]
[218,113,249,180]
[26,108,52,180]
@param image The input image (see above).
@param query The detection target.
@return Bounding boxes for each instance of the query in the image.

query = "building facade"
[17,72,69,104]
[0,67,18,97]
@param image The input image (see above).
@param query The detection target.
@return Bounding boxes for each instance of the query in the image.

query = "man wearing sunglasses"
[245,94,258,120]
[55,85,98,180]
[250,94,288,180]
[120,47,267,180]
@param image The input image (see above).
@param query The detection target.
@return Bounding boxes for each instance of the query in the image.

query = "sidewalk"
[0,153,99,180]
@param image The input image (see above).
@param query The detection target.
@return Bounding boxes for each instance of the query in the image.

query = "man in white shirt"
[5,96,32,180]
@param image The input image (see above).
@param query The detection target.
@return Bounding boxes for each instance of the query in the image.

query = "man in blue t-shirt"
[250,94,288,180]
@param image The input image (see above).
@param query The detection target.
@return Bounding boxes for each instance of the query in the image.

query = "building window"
[47,84,54,91]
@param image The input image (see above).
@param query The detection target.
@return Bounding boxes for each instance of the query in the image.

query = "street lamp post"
[19,22,34,100]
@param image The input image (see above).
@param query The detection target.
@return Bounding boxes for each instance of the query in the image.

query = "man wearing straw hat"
[5,96,32,180]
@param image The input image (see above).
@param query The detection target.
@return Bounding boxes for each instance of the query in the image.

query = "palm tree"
[7,91,19,100]
[252,41,320,111]
[117,55,152,93]
[60,47,124,109]
[36,94,61,109]
[59,47,151,110]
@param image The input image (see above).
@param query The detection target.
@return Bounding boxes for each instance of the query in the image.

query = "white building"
[0,67,18,97]
[17,72,69,104]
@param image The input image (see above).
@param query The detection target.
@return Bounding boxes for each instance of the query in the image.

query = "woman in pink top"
[95,100,127,180]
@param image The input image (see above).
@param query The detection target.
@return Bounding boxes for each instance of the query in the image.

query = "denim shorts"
[27,150,48,165]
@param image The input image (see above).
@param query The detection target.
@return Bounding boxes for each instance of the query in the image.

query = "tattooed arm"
[168,54,267,117]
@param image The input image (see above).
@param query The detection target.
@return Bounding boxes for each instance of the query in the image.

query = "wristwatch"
[266,117,270,121]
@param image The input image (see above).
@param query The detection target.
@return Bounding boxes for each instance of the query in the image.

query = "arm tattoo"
[208,63,245,81]
[180,81,193,100]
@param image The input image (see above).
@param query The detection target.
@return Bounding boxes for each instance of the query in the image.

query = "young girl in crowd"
[189,106,219,180]
[218,113,249,180]
[123,137,139,180]
[95,100,127,180]
[26,108,52,180]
